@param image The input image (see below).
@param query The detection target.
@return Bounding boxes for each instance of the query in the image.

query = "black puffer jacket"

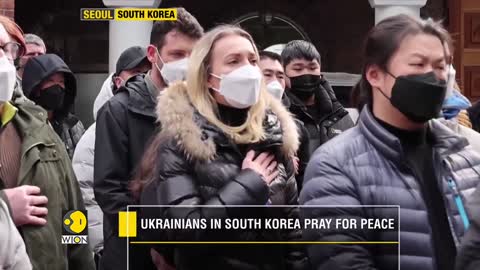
[22,54,85,159]
[140,82,308,270]
[300,106,480,270]
[285,77,354,156]
[456,183,480,270]
[282,95,310,192]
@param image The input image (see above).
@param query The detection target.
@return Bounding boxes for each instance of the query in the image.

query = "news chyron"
[80,8,177,21]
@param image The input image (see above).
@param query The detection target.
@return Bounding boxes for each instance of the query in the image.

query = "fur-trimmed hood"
[157,82,300,161]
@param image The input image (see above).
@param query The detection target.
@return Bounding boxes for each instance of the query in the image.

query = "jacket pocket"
[38,143,61,162]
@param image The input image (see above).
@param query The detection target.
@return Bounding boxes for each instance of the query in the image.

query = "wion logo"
[61,210,88,245]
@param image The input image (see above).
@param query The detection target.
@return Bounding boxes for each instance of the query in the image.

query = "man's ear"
[285,76,291,89]
[146,45,158,65]
[113,76,121,89]
[366,64,384,90]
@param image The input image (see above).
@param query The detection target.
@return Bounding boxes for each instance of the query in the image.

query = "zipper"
[447,178,470,230]
[402,161,441,270]
[438,160,460,247]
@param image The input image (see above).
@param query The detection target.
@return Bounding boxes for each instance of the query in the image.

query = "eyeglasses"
[0,42,25,60]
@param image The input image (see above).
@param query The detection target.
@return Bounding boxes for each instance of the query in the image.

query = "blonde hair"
[186,25,270,144]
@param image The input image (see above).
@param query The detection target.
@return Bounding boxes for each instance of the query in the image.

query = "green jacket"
[4,101,94,270]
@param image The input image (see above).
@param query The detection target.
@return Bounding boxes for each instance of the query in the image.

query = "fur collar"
[157,82,299,161]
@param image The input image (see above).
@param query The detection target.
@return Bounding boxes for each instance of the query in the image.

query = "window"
[232,12,310,50]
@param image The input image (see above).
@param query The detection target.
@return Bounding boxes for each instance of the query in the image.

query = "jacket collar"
[1,102,17,127]
[359,105,469,164]
[12,102,53,144]
[157,82,300,161]
[285,84,341,123]
[12,102,65,184]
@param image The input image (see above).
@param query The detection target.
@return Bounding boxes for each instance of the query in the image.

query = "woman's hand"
[242,150,278,184]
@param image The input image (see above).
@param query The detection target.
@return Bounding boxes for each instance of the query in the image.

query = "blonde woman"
[133,25,308,270]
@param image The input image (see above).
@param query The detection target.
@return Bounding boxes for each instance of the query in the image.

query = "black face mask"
[289,74,321,100]
[33,84,65,111]
[378,71,447,123]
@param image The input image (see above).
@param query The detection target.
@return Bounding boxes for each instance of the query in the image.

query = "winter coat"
[93,73,114,120]
[21,54,85,159]
[281,95,310,192]
[285,78,354,156]
[51,117,85,159]
[140,82,308,270]
[72,74,112,256]
[439,118,480,154]
[72,123,103,254]
[300,105,480,270]
[12,75,32,104]
[94,72,159,270]
[456,183,480,270]
[0,198,32,270]
[73,73,148,255]
[2,101,94,270]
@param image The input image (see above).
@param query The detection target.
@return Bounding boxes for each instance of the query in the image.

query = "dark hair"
[351,14,452,111]
[259,50,283,65]
[281,40,321,67]
[150,7,204,49]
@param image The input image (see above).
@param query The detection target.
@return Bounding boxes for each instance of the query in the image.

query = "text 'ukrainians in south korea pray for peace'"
[140,218,396,230]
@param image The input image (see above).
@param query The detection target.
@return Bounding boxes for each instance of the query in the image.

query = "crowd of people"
[1,6,480,270]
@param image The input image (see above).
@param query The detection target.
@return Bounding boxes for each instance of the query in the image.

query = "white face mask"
[0,55,16,103]
[266,80,285,100]
[446,64,456,98]
[154,48,188,85]
[211,64,263,109]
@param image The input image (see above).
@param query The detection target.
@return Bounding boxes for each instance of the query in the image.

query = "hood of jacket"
[118,73,158,119]
[21,54,77,120]
[157,82,299,162]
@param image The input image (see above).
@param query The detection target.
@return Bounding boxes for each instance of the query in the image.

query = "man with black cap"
[73,46,150,268]
[93,46,150,118]
[94,7,204,270]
